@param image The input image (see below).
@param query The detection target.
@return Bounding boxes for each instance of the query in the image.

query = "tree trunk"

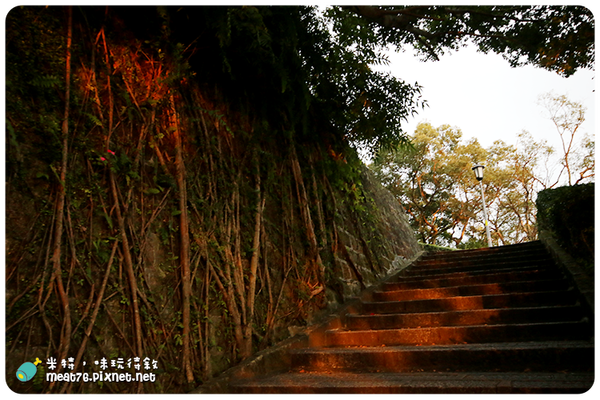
[170,93,194,383]
[50,8,73,383]
[52,0,72,380]
[289,143,324,282]
[242,162,265,359]
[109,170,143,359]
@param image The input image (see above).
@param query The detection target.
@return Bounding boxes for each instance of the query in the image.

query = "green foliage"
[343,5,594,77]
[4,4,595,394]
[372,123,481,246]
[419,242,456,253]
[536,183,594,268]
[29,74,62,89]
[371,123,541,247]
[148,6,425,154]
[6,7,68,172]
[105,5,593,154]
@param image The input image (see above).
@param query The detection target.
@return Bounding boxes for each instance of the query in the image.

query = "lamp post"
[472,165,493,247]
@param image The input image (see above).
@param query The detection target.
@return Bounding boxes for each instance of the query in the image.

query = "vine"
[6,6,419,394]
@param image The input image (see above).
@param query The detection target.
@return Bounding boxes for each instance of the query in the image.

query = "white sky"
[381,44,596,152]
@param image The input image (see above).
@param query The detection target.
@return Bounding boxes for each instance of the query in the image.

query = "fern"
[29,74,61,89]
[87,113,104,128]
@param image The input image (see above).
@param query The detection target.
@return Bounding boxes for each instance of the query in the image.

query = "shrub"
[536,183,594,270]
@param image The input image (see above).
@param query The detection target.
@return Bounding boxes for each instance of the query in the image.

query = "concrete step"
[419,241,547,261]
[417,254,553,268]
[324,320,591,347]
[373,279,568,302]
[384,267,563,290]
[413,252,553,269]
[361,289,579,314]
[345,305,586,330]
[400,259,555,277]
[392,265,559,287]
[413,244,553,269]
[217,241,594,395]
[232,371,595,394]
[291,341,594,374]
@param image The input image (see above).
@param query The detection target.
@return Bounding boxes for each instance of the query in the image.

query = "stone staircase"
[231,241,594,394]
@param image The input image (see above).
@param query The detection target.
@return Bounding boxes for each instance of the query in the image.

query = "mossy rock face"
[5,6,423,393]
[536,183,594,272]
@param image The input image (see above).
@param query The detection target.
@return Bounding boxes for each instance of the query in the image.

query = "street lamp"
[472,165,492,247]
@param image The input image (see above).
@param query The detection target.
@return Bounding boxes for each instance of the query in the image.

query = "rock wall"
[5,104,421,396]
[5,6,421,393]
[331,165,420,302]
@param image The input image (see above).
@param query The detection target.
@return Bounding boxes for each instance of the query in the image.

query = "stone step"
[373,279,568,302]
[413,252,553,269]
[345,305,585,330]
[384,267,563,290]
[232,371,595,394]
[393,264,558,284]
[290,341,594,374]
[218,241,594,395]
[324,321,591,347]
[361,289,579,314]
[419,241,546,261]
[420,249,549,262]
[401,259,555,277]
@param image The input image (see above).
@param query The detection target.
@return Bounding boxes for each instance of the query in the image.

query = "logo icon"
[16,358,42,382]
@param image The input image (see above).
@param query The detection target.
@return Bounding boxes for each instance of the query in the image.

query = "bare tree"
[538,92,593,186]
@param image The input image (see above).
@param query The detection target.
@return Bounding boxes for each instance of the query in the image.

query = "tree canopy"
[344,6,594,76]
[4,6,595,393]
[371,124,548,248]
[106,5,594,154]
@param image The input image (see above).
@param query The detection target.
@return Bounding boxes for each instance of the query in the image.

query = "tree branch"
[347,5,438,41]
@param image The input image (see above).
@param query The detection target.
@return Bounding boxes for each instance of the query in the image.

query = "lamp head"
[472,165,485,181]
